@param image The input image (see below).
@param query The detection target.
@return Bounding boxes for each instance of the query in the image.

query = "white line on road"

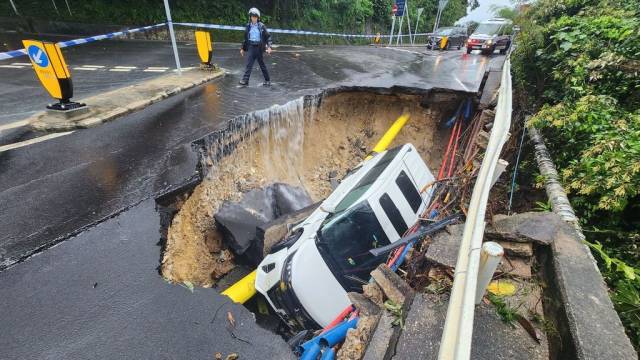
[143,69,167,72]
[0,131,74,153]
[0,65,24,69]
[74,67,99,71]
[81,65,105,68]
[146,66,170,70]
[11,62,32,66]
[109,68,132,72]
[114,66,137,69]
[0,119,30,132]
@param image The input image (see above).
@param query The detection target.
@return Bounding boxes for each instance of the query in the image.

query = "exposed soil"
[161,90,460,287]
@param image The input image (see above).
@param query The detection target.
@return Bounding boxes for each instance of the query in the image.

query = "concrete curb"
[29,68,225,131]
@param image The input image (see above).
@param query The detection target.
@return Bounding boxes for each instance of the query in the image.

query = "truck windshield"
[317,201,390,289]
[474,23,502,35]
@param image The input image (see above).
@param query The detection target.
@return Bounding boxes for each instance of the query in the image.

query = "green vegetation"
[1,0,471,36]
[511,0,640,348]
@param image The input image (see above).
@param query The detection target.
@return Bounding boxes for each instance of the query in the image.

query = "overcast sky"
[456,0,513,24]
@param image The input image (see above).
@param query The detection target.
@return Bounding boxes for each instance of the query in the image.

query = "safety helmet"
[248,7,260,18]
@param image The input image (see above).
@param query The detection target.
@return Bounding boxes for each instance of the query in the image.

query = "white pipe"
[474,242,504,304]
[163,0,182,75]
[438,58,512,360]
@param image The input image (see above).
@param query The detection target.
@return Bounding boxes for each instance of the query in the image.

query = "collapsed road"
[0,42,504,359]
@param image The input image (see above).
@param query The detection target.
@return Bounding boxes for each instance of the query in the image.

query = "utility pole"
[163,0,182,75]
[433,0,449,33]
[389,15,396,46]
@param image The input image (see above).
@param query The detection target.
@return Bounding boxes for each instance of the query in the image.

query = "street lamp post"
[163,0,182,75]
[414,7,424,44]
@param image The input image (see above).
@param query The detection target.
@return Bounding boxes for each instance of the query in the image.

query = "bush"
[513,0,640,348]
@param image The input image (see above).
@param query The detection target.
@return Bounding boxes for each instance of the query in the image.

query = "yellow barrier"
[23,40,72,101]
[221,270,257,303]
[194,30,213,66]
[440,36,449,50]
[221,113,411,304]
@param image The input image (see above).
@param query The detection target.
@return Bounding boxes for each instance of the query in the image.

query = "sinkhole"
[155,88,469,333]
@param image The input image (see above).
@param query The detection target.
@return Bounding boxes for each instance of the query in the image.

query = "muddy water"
[161,90,460,287]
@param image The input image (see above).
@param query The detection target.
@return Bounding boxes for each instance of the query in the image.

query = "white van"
[255,144,435,329]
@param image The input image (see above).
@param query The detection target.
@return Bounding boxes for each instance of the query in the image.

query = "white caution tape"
[0,23,166,61]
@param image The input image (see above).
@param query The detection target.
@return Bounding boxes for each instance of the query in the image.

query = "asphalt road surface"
[0,36,504,359]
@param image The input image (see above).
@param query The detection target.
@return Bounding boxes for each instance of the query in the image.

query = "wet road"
[0,38,502,359]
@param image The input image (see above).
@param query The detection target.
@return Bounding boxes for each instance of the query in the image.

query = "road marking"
[0,119,30,132]
[109,68,132,72]
[74,67,99,71]
[146,66,169,70]
[0,131,74,153]
[0,65,24,69]
[114,66,137,69]
[143,69,167,72]
[81,65,105,68]
[11,62,32,66]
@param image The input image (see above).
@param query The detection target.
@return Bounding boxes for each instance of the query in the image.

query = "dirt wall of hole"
[160,90,462,287]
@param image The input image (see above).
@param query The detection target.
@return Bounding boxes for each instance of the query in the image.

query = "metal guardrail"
[438,56,513,359]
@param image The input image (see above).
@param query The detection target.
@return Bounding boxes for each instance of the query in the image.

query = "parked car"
[255,144,435,329]
[466,18,513,55]
[427,26,467,50]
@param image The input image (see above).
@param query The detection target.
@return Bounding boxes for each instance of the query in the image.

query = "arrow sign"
[28,45,49,67]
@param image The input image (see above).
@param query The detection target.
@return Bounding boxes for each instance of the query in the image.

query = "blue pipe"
[300,342,321,360]
[319,317,358,347]
[299,318,359,358]
[320,347,335,360]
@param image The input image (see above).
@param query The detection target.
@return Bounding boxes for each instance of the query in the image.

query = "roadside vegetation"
[511,0,640,348]
[1,0,471,35]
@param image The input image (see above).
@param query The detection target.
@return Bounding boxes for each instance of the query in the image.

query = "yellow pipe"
[221,270,256,303]
[365,113,411,160]
[221,113,410,304]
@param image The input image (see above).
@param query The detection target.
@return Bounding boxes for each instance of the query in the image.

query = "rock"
[215,201,266,254]
[496,240,533,258]
[363,282,384,308]
[486,212,567,245]
[425,224,465,268]
[370,264,414,310]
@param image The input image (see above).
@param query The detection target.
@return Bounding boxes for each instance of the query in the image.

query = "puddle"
[157,88,467,287]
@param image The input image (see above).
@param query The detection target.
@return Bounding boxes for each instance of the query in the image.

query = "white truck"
[255,144,435,329]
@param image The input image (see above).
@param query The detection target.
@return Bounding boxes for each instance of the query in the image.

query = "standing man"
[239,7,273,86]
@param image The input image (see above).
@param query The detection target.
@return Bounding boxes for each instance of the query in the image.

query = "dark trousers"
[242,44,270,82]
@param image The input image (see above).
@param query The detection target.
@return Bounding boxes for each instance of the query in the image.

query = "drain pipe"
[527,126,583,236]
[222,113,412,304]
[438,58,512,360]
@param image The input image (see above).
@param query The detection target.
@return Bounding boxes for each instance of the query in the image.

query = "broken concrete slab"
[425,223,465,268]
[371,264,415,309]
[363,282,385,308]
[215,184,313,258]
[496,240,533,258]
[338,308,381,360]
[29,68,225,131]
[393,294,549,360]
[486,212,568,245]
[348,292,382,317]
[363,312,402,360]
